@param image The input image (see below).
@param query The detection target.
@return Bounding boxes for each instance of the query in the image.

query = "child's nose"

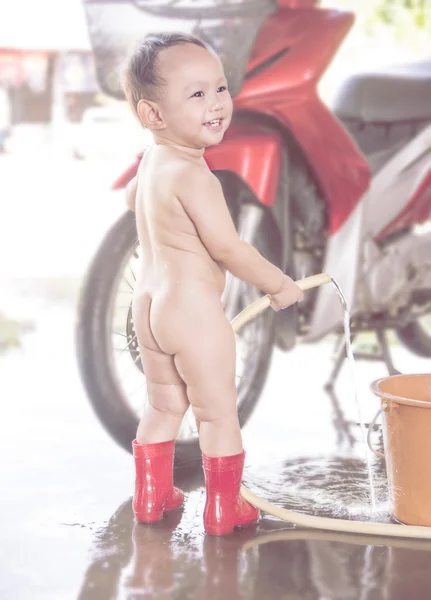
[209,98,223,112]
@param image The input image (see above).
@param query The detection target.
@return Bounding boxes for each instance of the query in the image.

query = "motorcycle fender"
[206,123,293,271]
[205,123,282,208]
[112,155,142,190]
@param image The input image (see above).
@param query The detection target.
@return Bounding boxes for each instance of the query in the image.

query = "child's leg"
[131,292,186,523]
[161,294,242,457]
[174,311,242,457]
[136,344,190,443]
[132,293,189,444]
[149,289,258,533]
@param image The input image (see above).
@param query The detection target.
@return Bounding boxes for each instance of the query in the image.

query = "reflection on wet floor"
[77,489,431,600]
[77,440,431,600]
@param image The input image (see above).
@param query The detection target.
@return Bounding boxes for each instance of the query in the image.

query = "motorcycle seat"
[333,62,431,123]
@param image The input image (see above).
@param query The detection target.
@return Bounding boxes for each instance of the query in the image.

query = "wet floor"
[2,286,431,600]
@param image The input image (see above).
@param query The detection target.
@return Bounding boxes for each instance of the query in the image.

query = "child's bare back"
[134,144,226,301]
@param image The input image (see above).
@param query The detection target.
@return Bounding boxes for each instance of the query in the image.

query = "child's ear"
[137,99,166,130]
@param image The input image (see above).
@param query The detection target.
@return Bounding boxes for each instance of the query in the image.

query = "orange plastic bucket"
[370,374,431,526]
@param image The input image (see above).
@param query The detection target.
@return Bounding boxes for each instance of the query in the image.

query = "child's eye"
[217,86,228,93]
[192,91,204,98]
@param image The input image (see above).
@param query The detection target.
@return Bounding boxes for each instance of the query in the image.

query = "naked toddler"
[122,32,303,535]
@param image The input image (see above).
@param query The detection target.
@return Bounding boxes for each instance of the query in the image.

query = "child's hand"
[269,276,303,311]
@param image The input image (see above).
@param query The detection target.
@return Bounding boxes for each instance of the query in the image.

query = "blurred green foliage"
[0,312,33,354]
[325,0,431,45]
[376,0,428,30]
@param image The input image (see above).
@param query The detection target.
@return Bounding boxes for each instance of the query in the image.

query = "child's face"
[151,43,233,148]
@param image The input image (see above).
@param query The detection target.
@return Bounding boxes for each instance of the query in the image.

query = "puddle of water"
[243,453,389,524]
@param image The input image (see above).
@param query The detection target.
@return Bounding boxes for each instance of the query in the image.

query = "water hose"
[233,273,431,539]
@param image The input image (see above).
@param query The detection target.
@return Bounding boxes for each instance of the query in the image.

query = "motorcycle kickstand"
[375,328,401,376]
[325,329,401,391]
[324,332,357,391]
[353,329,401,376]
[324,385,357,448]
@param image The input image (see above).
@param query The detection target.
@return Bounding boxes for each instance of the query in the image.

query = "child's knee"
[191,403,238,425]
[148,382,189,416]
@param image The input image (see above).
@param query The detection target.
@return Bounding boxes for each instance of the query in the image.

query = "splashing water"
[330,277,377,513]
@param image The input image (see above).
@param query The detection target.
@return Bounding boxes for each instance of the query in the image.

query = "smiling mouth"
[204,118,223,129]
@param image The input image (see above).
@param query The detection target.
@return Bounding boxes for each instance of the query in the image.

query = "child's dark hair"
[122,32,213,118]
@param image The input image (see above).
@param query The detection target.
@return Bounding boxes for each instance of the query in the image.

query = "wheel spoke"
[113,331,127,338]
[122,276,134,292]
[120,334,138,353]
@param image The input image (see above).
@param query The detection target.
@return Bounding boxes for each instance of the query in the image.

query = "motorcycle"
[77,0,431,464]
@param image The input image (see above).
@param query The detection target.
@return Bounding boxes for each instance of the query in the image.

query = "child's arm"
[178,167,293,296]
[126,176,138,212]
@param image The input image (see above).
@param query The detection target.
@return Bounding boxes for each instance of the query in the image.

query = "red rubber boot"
[133,439,184,523]
[202,451,260,536]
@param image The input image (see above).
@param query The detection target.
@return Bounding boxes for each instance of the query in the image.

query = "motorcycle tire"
[76,208,277,466]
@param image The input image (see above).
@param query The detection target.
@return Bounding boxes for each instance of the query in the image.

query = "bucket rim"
[371,373,431,408]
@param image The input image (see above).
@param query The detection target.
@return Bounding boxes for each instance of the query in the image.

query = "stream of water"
[330,277,377,513]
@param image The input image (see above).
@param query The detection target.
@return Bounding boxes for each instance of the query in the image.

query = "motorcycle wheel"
[76,206,277,466]
[396,311,431,358]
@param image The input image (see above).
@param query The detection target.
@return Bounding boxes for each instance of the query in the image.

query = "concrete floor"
[2,288,431,600]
